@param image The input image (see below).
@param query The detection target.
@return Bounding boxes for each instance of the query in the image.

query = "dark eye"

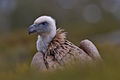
[41,22,48,25]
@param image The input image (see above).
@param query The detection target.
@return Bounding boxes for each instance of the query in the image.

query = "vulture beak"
[28,24,38,35]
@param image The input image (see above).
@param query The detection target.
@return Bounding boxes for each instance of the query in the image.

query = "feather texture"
[31,28,101,70]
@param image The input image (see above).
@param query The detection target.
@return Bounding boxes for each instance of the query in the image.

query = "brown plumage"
[31,28,101,70]
[28,16,102,71]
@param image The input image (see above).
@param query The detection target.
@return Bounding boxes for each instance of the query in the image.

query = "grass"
[0,29,120,80]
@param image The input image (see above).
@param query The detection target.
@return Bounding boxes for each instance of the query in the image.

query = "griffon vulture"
[28,16,102,71]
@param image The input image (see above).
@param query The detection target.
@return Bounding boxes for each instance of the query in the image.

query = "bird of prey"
[28,16,102,71]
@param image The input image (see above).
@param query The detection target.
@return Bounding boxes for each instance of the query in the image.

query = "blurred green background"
[0,0,120,80]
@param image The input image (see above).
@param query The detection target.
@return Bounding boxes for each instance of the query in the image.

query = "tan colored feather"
[79,39,102,61]
[44,29,93,70]
[31,28,101,70]
[31,52,47,71]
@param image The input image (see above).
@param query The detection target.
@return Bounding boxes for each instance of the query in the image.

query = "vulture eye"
[40,22,48,25]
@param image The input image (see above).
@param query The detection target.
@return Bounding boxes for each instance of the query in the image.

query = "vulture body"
[28,16,102,71]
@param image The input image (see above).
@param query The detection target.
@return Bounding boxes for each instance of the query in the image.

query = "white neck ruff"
[36,30,56,54]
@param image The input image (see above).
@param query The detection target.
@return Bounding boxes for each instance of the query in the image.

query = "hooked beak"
[28,24,37,35]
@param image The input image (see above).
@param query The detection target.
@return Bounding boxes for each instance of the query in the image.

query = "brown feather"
[45,28,93,70]
[31,28,101,71]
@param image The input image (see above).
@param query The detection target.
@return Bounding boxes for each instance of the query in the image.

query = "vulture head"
[28,16,56,38]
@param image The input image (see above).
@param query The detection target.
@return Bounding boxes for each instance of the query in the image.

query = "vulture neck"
[37,31,56,54]
[36,28,66,54]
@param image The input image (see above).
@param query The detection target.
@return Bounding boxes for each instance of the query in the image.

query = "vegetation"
[0,28,120,80]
